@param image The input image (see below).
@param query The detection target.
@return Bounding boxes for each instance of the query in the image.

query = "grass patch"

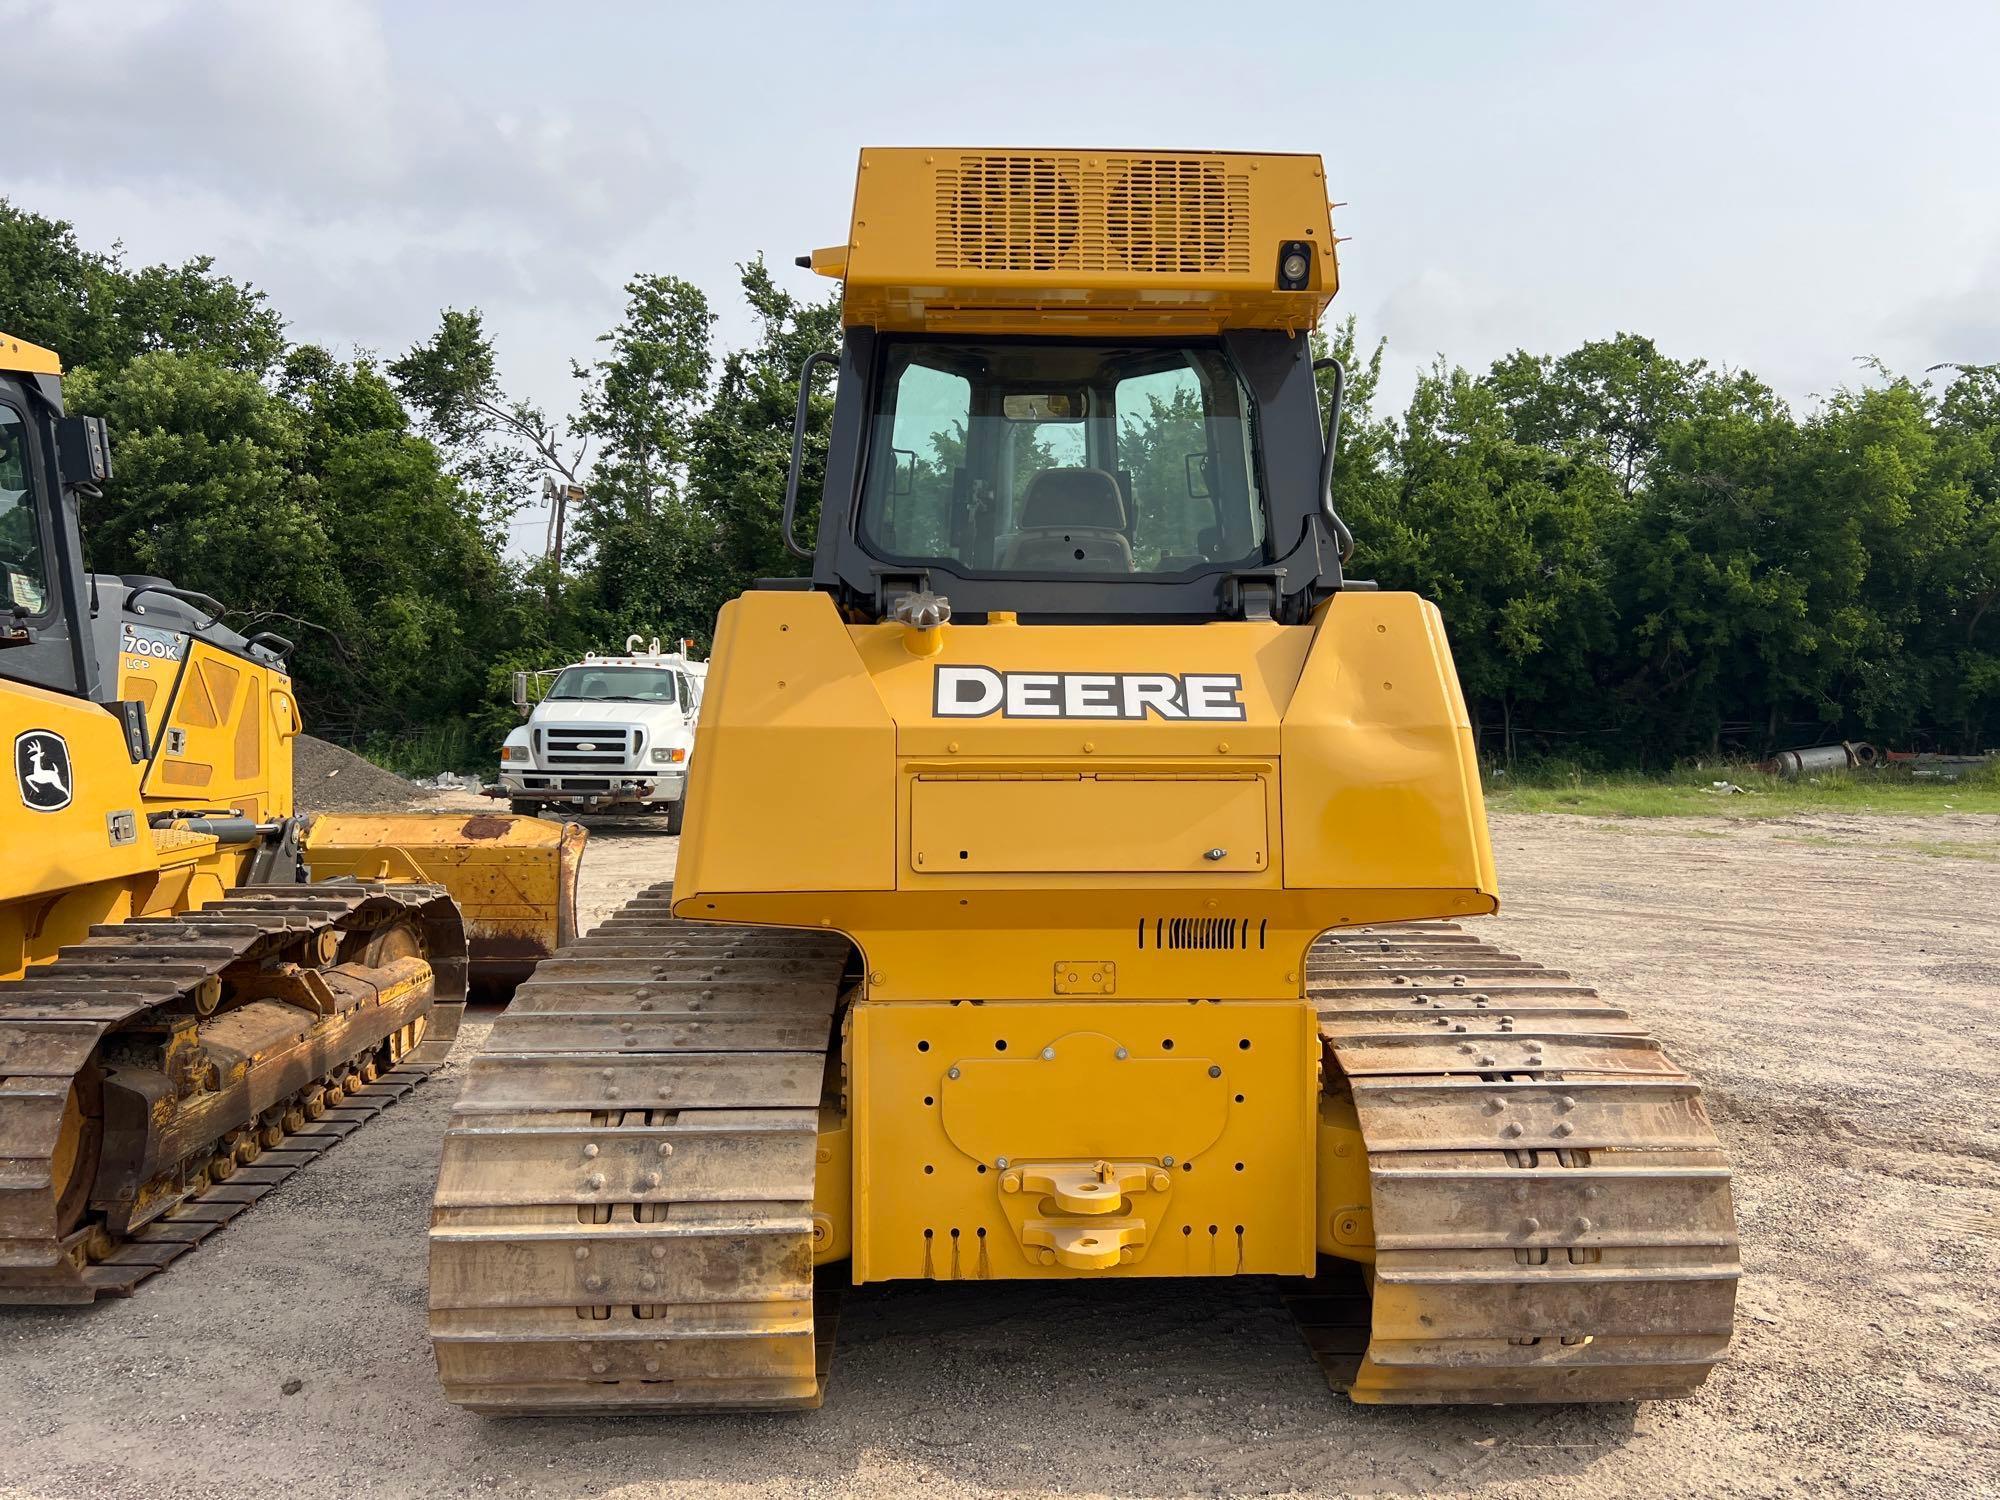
[1485,761,2000,818]
[358,721,492,779]
[1892,838,2000,862]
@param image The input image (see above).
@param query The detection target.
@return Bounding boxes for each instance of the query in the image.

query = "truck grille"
[537,725,640,769]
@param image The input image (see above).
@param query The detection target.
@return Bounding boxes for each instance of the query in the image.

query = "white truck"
[498,636,708,830]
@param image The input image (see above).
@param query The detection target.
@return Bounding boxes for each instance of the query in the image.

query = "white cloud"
[7,1,673,236]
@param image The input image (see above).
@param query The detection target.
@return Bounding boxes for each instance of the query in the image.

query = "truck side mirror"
[511,670,529,716]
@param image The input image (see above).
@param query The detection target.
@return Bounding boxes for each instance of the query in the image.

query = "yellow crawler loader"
[0,332,582,1302]
[429,150,1737,1408]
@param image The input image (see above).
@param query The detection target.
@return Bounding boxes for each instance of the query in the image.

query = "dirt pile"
[292,735,428,813]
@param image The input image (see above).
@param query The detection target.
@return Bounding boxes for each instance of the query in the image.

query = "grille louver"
[1139,917,1267,952]
[936,154,1252,275]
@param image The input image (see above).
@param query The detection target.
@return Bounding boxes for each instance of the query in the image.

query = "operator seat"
[1000,468,1134,572]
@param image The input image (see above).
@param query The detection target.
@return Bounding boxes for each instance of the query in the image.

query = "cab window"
[0,405,50,617]
[857,340,1268,578]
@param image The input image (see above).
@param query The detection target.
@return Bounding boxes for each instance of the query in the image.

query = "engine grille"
[1139,917,1266,952]
[537,724,640,770]
[935,153,1252,275]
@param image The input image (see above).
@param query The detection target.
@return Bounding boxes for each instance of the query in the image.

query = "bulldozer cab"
[0,338,107,702]
[814,332,1342,622]
[791,150,1349,625]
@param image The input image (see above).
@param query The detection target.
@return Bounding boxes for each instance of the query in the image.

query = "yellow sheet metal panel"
[0,333,61,377]
[851,998,1318,1282]
[676,603,1497,996]
[852,616,1308,761]
[909,772,1267,874]
[674,591,898,900]
[0,678,248,978]
[837,148,1338,334]
[129,640,293,824]
[1280,592,1499,903]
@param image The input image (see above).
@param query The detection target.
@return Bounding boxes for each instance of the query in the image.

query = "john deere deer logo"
[14,731,73,813]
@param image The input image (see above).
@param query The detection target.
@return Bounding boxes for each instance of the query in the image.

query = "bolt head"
[1041,1046,1055,1060]
[1162,1155,1176,1167]
[948,1066,961,1080]
[1207,1065,1222,1078]
[582,1143,600,1159]
[1115,1047,1129,1060]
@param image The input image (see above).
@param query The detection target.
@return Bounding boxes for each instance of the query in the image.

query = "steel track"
[1290,922,1740,1403]
[0,882,465,1303]
[428,881,851,1413]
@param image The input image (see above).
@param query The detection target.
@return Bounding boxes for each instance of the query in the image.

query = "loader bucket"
[302,813,585,999]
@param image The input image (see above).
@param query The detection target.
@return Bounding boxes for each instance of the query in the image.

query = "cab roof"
[0,332,62,378]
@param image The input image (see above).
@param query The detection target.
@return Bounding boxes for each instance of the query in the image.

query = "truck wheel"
[666,799,685,835]
[509,800,541,818]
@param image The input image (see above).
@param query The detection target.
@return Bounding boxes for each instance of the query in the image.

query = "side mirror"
[891,447,917,497]
[1183,451,1211,499]
[511,670,529,716]
[56,415,113,487]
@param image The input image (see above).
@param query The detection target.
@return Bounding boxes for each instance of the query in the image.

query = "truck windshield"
[0,404,51,617]
[546,666,684,704]
[857,339,1267,578]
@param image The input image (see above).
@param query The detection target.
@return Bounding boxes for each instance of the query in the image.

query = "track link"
[1294,922,1739,1403]
[0,882,465,1303]
[428,882,851,1414]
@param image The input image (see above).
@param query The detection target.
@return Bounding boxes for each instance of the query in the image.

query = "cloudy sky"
[10,0,1998,551]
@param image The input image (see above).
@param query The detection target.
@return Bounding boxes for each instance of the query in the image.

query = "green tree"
[389,307,581,547]
[572,275,717,521]
[0,200,282,375]
[688,259,842,586]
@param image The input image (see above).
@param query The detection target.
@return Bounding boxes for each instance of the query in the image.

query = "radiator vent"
[1139,917,1266,952]
[935,154,1252,275]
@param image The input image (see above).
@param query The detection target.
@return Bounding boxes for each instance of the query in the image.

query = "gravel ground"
[0,812,1995,1499]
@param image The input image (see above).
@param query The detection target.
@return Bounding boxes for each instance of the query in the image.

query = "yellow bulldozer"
[0,331,582,1302]
[428,150,1738,1408]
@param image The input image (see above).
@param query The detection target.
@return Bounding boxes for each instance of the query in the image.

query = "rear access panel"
[850,999,1317,1282]
[908,773,1267,874]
